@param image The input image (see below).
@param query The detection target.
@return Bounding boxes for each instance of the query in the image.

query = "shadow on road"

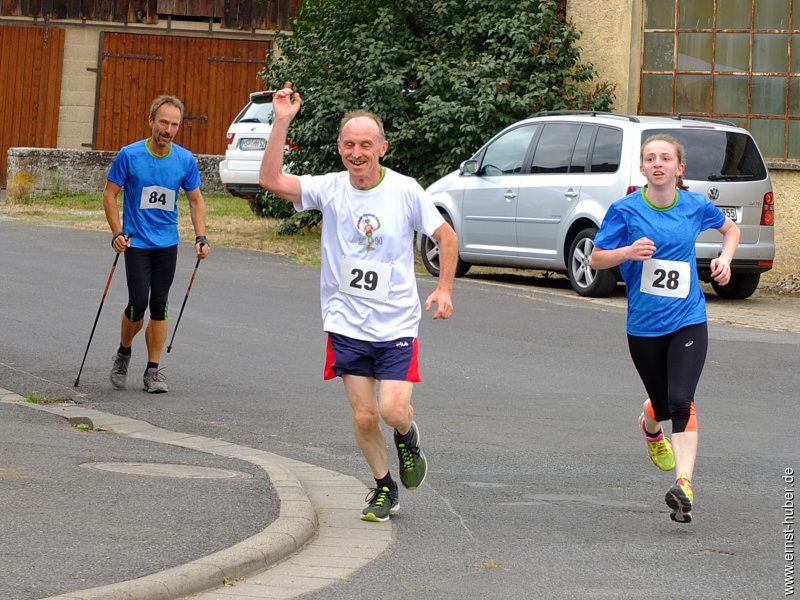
[461,267,628,297]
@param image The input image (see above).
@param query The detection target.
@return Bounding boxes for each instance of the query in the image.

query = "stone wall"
[6,147,224,196]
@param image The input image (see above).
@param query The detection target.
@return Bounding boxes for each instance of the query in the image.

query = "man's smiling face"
[337,116,388,190]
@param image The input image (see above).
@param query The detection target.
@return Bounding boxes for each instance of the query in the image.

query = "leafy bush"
[277,210,322,235]
[249,191,296,219]
[248,189,322,233]
[256,0,615,228]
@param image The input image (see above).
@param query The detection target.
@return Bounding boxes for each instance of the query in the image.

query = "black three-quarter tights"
[627,322,708,434]
[123,245,178,322]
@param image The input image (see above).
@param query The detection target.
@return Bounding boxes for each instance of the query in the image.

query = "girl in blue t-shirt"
[590,134,740,523]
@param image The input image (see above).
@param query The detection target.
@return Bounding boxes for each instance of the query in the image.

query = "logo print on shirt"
[357,213,382,251]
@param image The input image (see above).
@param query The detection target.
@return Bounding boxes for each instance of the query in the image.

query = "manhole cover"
[80,462,253,479]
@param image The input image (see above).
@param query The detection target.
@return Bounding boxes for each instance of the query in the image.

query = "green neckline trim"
[365,166,386,190]
[640,186,677,211]
[145,138,172,159]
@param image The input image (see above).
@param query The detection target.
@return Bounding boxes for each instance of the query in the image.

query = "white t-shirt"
[297,168,445,341]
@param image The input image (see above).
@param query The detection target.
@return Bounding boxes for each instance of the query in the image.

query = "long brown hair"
[641,134,689,191]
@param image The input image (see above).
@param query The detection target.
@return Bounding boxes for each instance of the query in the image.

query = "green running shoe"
[666,473,694,523]
[394,421,427,490]
[639,412,675,471]
[360,486,399,522]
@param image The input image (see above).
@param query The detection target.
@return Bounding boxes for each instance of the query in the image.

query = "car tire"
[710,272,761,299]
[567,228,618,297]
[420,214,470,278]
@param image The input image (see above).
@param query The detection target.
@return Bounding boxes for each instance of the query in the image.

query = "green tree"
[258,0,615,229]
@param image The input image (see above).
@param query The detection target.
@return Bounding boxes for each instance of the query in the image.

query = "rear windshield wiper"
[237,118,262,123]
[706,173,755,181]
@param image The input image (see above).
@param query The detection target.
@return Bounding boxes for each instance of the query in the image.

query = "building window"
[640,0,799,161]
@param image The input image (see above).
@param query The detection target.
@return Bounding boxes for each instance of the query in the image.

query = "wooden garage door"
[0,24,64,188]
[95,33,270,155]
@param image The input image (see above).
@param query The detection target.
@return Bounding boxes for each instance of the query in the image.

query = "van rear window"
[642,129,767,182]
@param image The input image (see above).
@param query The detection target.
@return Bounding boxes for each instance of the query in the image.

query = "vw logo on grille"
[708,186,720,200]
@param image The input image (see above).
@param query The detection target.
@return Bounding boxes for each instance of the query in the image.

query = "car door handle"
[504,191,517,201]
[564,189,578,198]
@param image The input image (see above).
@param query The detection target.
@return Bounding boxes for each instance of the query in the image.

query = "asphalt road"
[1,221,798,600]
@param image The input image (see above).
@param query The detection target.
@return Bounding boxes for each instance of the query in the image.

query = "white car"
[218,91,274,199]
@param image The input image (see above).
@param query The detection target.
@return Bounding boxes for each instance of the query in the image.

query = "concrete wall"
[58,28,100,150]
[567,0,641,114]
[768,168,800,277]
[566,0,799,282]
[6,148,224,196]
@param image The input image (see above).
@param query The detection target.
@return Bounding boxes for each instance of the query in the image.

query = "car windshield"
[642,128,767,181]
[237,96,274,124]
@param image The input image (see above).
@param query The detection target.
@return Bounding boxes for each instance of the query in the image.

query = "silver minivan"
[419,112,775,299]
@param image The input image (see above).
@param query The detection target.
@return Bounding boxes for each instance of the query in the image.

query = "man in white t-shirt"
[259,82,458,522]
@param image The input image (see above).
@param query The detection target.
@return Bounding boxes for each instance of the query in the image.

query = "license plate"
[719,206,739,222]
[239,138,266,151]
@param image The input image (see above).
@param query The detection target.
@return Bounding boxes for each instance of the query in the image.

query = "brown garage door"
[0,24,64,188]
[95,32,270,156]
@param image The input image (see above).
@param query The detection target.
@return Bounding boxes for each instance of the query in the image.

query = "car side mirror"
[460,159,479,176]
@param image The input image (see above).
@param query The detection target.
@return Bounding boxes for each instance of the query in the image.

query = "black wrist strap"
[195,235,208,245]
[111,232,125,246]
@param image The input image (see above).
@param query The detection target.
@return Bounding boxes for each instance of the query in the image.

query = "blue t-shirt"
[107,139,202,249]
[593,188,726,337]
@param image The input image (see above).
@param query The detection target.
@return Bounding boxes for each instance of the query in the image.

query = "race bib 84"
[139,186,176,211]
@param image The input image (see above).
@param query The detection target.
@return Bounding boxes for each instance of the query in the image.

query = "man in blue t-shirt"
[103,95,211,393]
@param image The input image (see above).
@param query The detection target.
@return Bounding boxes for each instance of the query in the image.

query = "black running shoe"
[394,421,427,490]
[360,486,399,522]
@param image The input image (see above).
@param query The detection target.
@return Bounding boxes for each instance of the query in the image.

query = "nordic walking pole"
[166,249,203,353]
[74,250,122,387]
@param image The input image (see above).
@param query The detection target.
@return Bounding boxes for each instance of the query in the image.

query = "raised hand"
[272,81,302,121]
